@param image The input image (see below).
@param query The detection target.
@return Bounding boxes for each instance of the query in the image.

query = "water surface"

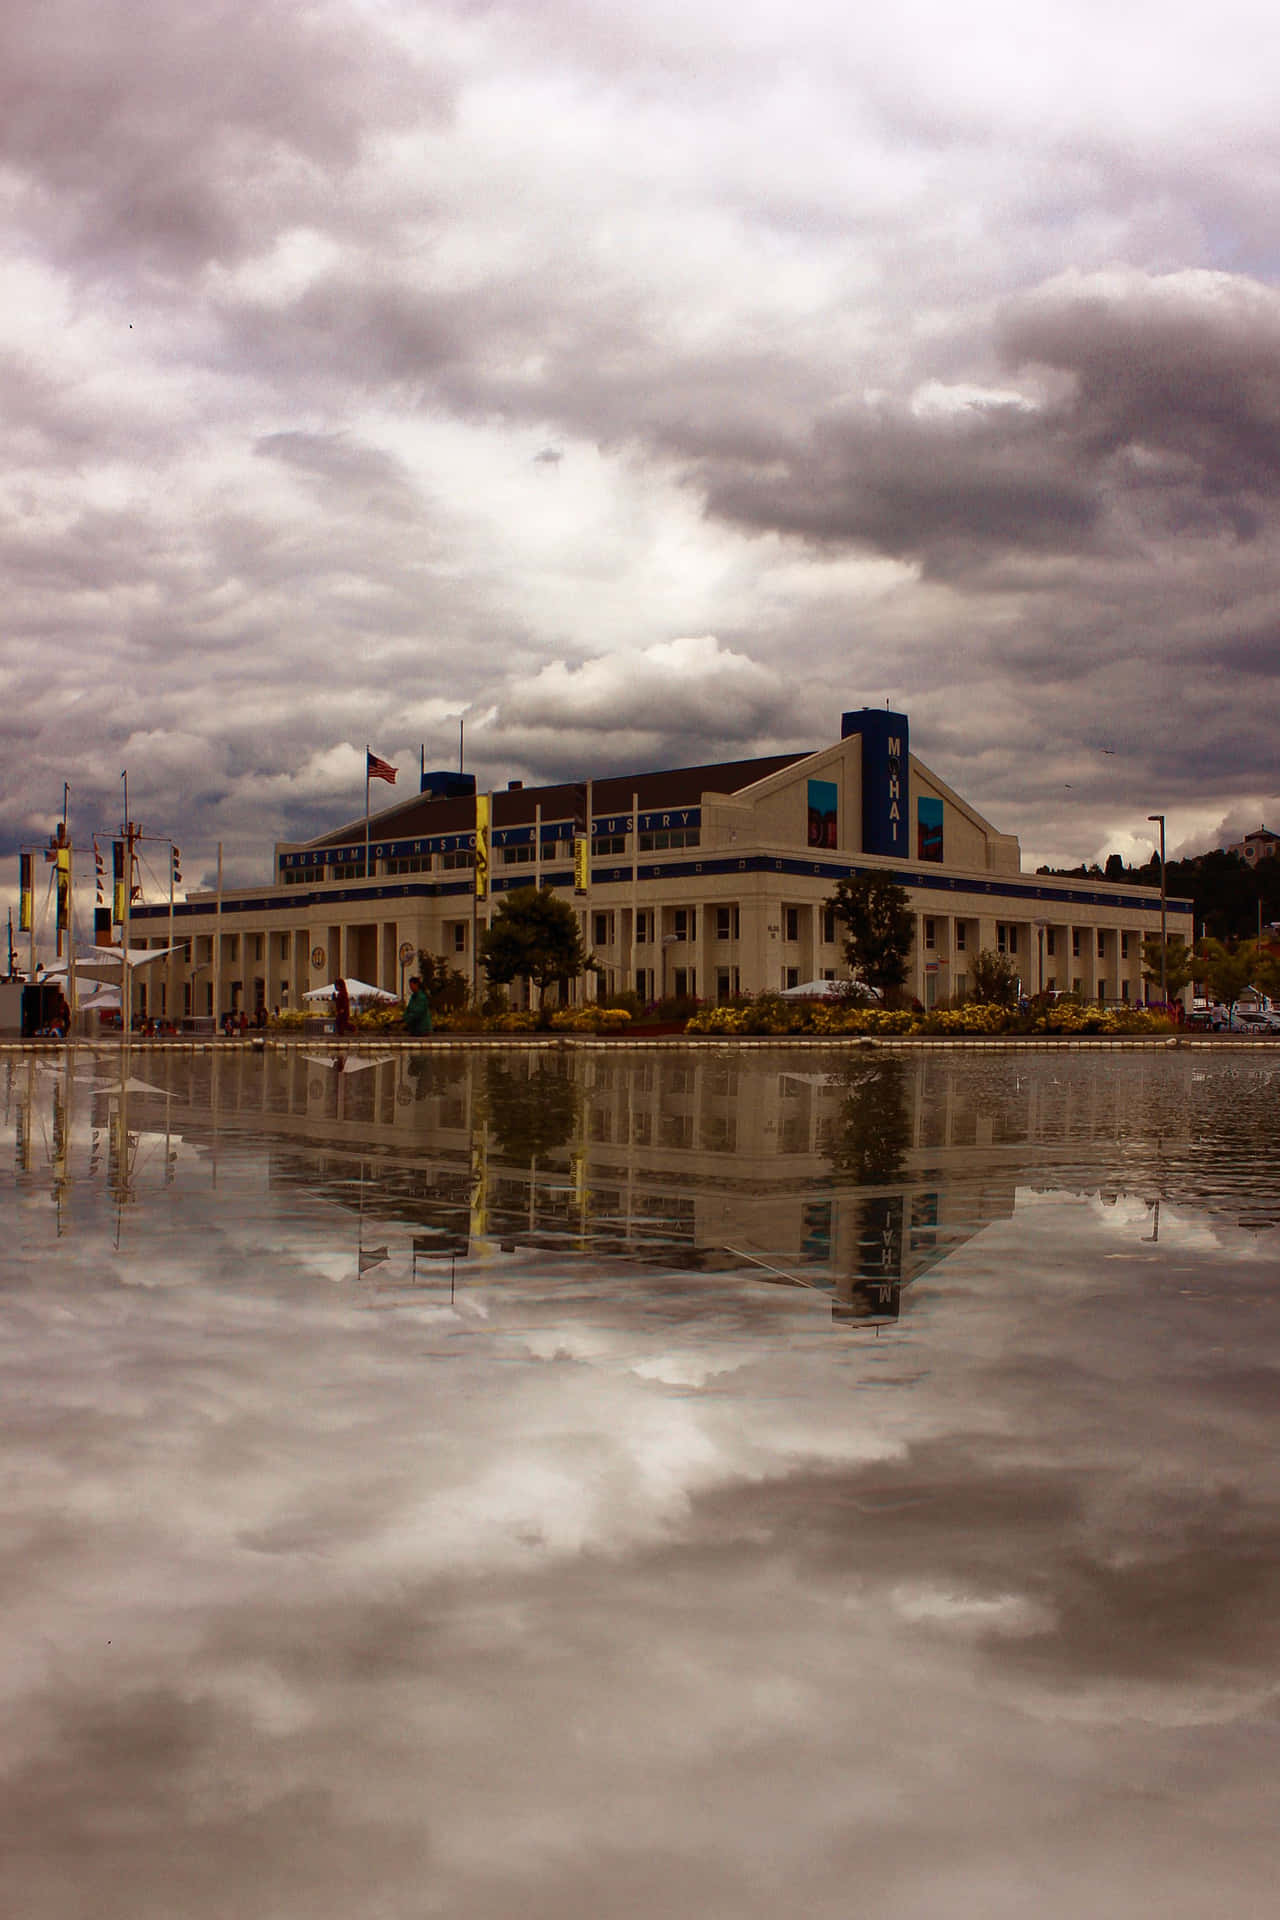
[3,1045,1278,1917]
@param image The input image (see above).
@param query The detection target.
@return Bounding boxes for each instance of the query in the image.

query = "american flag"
[366,750,397,785]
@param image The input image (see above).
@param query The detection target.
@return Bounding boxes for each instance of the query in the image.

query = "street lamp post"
[1148,813,1167,1005]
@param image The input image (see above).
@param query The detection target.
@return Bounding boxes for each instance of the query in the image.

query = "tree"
[1195,937,1260,1015]
[969,948,1019,1006]
[825,872,914,996]
[479,885,589,1012]
[415,950,470,1012]
[1140,934,1194,1002]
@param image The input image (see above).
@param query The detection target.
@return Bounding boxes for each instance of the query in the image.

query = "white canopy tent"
[779,978,882,1001]
[302,978,399,1005]
[73,944,186,970]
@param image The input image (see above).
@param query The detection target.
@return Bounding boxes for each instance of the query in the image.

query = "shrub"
[549,1006,633,1033]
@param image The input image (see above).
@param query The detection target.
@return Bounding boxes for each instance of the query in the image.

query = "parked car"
[1230,1008,1280,1034]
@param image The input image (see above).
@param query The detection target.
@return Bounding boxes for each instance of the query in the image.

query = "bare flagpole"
[364,745,372,881]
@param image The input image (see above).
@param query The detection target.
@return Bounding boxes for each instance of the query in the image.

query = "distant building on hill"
[1226,827,1279,866]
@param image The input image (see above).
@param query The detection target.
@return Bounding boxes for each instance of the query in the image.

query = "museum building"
[130,707,1192,1019]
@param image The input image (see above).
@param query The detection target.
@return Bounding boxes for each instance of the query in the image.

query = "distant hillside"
[1036,846,1280,943]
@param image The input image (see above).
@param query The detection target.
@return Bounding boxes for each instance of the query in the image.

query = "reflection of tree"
[826,1058,911,1184]
[483,1056,579,1164]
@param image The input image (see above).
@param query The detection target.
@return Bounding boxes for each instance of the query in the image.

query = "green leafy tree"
[1140,934,1194,1001]
[1195,937,1259,1015]
[479,885,590,1013]
[415,951,470,1012]
[825,872,914,997]
[969,948,1019,1006]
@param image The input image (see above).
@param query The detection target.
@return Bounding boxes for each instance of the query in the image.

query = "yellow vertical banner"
[574,833,588,895]
[474,793,489,900]
[18,853,32,932]
[56,846,70,930]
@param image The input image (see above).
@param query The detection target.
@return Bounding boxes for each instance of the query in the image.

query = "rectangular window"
[1072,929,1081,959]
[822,908,836,945]
[452,923,467,954]
[1046,928,1056,957]
[1121,932,1130,961]
[784,966,800,989]
[385,855,430,874]
[595,834,626,857]
[673,967,695,998]
[1122,979,1131,1001]
[593,911,613,947]
[639,828,699,851]
[330,861,366,881]
[1073,975,1083,994]
[784,906,800,942]
[1046,976,1056,993]
[283,868,308,885]
[501,844,535,865]
[715,905,740,941]
[1097,930,1106,959]
[673,908,695,942]
[924,917,935,950]
[954,972,966,999]
[955,921,966,952]
[996,923,1017,955]
[635,911,651,944]
[441,851,473,871]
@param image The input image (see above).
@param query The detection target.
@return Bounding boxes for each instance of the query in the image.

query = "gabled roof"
[298,751,811,850]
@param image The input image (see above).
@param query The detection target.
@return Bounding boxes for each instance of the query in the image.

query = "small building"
[1227,827,1279,866]
[128,705,1193,1021]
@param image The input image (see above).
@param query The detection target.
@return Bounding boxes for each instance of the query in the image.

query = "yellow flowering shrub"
[549,1006,633,1032]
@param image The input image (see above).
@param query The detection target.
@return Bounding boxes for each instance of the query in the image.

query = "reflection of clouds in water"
[3,1056,1280,1917]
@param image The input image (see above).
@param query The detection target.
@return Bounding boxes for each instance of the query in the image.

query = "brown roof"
[301,751,810,848]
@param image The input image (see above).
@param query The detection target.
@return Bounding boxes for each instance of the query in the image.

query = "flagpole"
[120,775,132,1040]
[66,793,77,1026]
[365,745,371,881]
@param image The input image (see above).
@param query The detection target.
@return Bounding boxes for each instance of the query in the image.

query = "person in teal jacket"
[403,977,433,1035]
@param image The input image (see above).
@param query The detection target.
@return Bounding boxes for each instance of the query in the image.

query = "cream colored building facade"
[129,708,1193,1020]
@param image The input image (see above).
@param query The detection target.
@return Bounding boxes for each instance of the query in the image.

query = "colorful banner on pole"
[55,845,70,930]
[112,840,126,924]
[573,833,588,895]
[18,853,31,933]
[474,794,489,900]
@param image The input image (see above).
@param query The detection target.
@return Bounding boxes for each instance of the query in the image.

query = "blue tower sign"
[841,708,909,858]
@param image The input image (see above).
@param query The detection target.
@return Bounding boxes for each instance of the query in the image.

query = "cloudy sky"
[4,0,1279,894]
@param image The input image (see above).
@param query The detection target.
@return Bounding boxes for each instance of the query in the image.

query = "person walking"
[403,976,433,1036]
[333,977,352,1036]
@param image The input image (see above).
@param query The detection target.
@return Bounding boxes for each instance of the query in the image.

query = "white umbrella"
[303,977,398,1004]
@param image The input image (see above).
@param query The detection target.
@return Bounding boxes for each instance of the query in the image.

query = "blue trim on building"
[134,860,1191,923]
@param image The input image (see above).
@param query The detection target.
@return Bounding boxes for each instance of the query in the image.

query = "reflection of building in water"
[4,1048,1211,1324]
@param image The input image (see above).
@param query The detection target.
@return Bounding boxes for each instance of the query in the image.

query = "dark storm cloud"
[698,402,1099,573]
[685,274,1280,580]
[0,0,449,274]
